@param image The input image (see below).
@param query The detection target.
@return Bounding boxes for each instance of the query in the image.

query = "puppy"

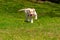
[18,8,37,23]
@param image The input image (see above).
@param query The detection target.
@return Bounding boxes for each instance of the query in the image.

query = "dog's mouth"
[30,14,34,16]
[28,14,35,16]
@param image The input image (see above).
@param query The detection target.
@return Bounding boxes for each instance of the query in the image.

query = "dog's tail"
[18,9,26,11]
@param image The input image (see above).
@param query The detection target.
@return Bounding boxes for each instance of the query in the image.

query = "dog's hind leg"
[25,14,30,22]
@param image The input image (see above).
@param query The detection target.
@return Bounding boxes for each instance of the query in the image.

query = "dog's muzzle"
[28,14,35,16]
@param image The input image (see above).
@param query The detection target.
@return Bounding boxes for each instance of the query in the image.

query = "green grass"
[0,0,60,40]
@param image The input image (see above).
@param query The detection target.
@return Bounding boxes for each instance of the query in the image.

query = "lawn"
[0,0,60,40]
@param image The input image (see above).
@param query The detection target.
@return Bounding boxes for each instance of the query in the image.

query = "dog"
[18,8,37,23]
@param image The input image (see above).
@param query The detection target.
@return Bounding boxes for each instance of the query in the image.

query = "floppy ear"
[33,8,35,12]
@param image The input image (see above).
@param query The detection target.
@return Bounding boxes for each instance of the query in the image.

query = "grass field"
[0,0,60,40]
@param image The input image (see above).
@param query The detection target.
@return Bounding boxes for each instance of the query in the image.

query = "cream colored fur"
[18,8,37,23]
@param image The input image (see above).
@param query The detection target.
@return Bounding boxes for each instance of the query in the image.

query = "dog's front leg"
[30,17,33,23]
[35,14,37,20]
